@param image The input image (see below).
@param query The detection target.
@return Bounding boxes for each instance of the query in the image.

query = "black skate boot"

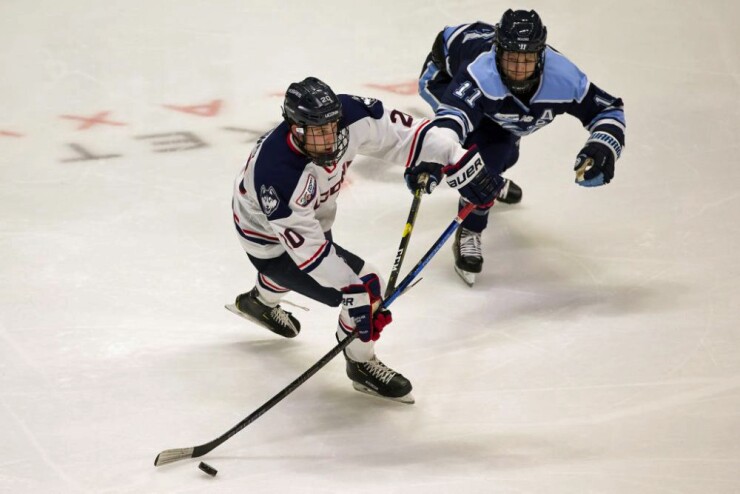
[225,287,300,338]
[496,178,522,204]
[346,356,414,404]
[453,227,483,287]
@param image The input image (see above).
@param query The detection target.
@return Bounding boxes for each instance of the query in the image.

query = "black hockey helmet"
[282,77,348,166]
[494,9,548,94]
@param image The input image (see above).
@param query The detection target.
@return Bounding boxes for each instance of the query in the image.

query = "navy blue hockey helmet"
[282,77,348,166]
[494,9,548,94]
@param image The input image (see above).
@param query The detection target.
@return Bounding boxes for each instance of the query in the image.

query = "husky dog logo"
[260,185,280,216]
[295,175,317,207]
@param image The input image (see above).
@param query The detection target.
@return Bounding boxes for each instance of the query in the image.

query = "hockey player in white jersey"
[406,9,626,286]
[230,77,498,403]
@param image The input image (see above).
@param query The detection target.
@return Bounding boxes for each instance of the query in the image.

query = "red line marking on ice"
[364,80,418,95]
[59,111,127,130]
[163,99,222,117]
[0,130,23,138]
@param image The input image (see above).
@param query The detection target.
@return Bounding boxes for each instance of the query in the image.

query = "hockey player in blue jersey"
[405,9,626,285]
[229,77,497,402]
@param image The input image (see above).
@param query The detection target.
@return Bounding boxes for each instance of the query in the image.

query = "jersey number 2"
[390,110,413,127]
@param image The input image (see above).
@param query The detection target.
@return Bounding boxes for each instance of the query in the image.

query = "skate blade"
[351,382,415,404]
[225,303,273,330]
[225,304,299,338]
[454,266,476,287]
[225,303,255,321]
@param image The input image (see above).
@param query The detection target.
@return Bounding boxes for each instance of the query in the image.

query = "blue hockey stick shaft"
[383,201,475,306]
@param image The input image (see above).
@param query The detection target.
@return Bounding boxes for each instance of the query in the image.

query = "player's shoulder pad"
[443,22,495,52]
[252,122,310,219]
[532,47,590,104]
[339,94,385,126]
[468,51,509,100]
[442,23,469,45]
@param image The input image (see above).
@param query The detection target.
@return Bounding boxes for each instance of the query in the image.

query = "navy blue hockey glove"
[341,274,392,342]
[404,163,441,194]
[575,133,620,187]
[443,146,502,209]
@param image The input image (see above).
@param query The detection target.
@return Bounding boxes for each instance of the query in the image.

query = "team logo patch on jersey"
[260,185,280,217]
[295,175,317,207]
[350,95,378,108]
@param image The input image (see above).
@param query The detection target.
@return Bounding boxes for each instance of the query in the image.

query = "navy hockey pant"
[248,237,364,307]
[460,120,520,233]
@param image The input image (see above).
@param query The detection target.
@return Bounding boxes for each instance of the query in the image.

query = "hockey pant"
[247,240,379,362]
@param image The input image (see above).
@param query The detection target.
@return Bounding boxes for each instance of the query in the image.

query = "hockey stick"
[384,188,423,298]
[384,201,474,306]
[153,201,476,467]
[154,336,355,466]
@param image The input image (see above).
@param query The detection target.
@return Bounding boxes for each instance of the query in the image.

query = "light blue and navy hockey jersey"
[419,22,625,161]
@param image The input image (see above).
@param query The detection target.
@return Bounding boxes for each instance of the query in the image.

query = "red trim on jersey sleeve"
[405,119,431,168]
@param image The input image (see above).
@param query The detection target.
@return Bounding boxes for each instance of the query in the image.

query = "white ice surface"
[1,1,739,493]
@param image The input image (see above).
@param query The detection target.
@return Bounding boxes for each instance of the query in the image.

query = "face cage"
[294,124,349,167]
[496,48,544,95]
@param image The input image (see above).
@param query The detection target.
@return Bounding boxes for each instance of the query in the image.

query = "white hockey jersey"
[232,95,466,292]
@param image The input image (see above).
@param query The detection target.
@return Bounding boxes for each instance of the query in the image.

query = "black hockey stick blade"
[154,447,195,466]
[154,333,357,467]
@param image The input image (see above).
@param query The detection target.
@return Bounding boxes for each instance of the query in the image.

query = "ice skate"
[225,287,300,338]
[453,227,483,287]
[496,178,522,204]
[346,356,414,404]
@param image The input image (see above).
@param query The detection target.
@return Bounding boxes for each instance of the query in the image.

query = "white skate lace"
[281,299,310,311]
[269,306,296,330]
[363,358,396,384]
[459,229,482,259]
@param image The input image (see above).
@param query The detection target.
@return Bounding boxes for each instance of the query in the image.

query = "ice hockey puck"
[198,461,217,477]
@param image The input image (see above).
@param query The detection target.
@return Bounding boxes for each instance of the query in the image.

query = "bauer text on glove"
[443,146,502,208]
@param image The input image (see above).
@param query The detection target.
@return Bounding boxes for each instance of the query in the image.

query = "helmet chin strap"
[509,77,539,95]
[288,127,306,152]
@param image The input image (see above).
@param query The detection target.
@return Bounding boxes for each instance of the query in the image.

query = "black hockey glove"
[574,132,621,187]
[443,146,501,209]
[404,162,442,194]
[341,274,392,342]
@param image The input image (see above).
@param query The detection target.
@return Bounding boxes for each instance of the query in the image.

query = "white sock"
[255,274,288,307]
[336,311,375,362]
